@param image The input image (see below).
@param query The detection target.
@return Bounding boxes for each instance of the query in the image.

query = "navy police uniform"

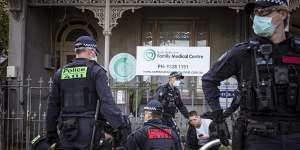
[154,83,189,126]
[202,2,300,149]
[46,36,126,150]
[127,100,182,150]
[154,72,189,135]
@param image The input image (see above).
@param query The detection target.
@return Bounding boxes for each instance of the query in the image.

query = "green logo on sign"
[109,53,136,82]
[61,66,87,80]
[144,49,156,61]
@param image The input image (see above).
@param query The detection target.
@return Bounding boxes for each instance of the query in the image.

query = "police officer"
[127,99,182,150]
[202,1,300,150]
[154,72,189,135]
[46,36,128,150]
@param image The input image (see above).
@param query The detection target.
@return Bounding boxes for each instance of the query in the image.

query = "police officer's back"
[127,99,182,150]
[46,36,128,150]
[202,1,300,150]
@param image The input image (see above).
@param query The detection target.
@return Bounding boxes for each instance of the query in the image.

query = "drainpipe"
[103,0,111,75]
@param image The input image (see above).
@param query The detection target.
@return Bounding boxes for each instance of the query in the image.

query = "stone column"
[104,0,111,74]
[7,0,27,80]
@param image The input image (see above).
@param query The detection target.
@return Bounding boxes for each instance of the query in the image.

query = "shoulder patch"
[233,42,248,48]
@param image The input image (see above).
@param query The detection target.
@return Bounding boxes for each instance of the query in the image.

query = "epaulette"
[233,42,248,48]
[87,60,107,72]
[99,65,107,72]
[292,37,300,53]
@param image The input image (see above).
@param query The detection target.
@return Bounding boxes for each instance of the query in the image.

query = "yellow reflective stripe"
[61,66,87,80]
[31,135,41,144]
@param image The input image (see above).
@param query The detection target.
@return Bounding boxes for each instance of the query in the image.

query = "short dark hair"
[189,111,198,118]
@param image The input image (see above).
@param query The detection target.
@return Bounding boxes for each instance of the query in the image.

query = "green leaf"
[0,0,8,57]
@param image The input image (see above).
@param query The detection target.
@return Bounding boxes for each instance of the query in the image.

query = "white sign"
[218,77,238,110]
[136,46,210,76]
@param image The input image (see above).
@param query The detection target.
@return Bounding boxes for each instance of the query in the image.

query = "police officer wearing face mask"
[46,36,129,150]
[202,0,300,150]
[127,99,182,150]
[154,72,189,138]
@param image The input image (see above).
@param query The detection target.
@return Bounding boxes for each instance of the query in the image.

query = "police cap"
[74,36,100,55]
[169,71,184,79]
[144,99,163,113]
[245,0,288,15]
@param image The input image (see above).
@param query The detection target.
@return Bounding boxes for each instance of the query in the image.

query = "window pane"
[197,22,209,47]
[143,23,153,46]
[159,24,190,47]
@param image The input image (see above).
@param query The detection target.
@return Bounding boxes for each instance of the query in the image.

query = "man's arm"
[201,44,246,111]
[175,91,189,119]
[93,66,123,130]
[46,70,61,134]
[154,86,164,102]
[186,125,199,150]
[202,44,247,146]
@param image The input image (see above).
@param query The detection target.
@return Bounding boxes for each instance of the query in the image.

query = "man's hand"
[105,132,113,139]
[112,127,128,150]
[212,109,230,146]
[46,131,58,145]
[198,135,210,140]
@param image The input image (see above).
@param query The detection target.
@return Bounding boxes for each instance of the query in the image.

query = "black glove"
[46,132,58,145]
[113,127,128,149]
[212,109,230,146]
[201,111,213,119]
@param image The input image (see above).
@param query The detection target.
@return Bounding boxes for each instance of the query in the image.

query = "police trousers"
[244,132,300,150]
[59,117,103,150]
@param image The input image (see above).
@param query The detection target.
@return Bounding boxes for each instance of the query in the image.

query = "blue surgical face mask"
[91,56,97,62]
[173,80,181,87]
[90,49,98,62]
[253,15,277,38]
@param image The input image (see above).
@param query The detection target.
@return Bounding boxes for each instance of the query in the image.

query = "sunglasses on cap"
[250,6,286,20]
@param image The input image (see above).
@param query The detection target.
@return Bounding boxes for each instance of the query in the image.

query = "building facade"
[6,0,300,103]
[1,0,300,149]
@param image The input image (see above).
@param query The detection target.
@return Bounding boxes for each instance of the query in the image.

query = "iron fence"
[0,76,237,150]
